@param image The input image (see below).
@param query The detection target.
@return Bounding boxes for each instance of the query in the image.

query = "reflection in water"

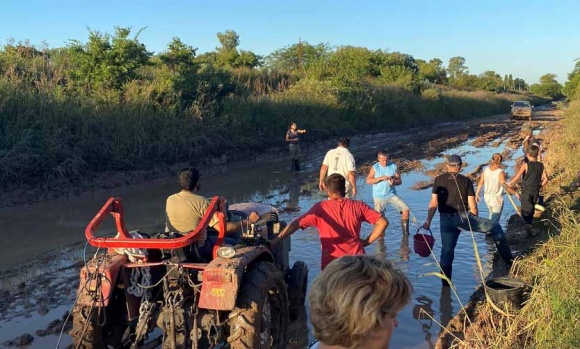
[400,233,410,261]
[439,286,454,329]
[375,235,387,259]
[375,233,410,261]
[287,306,310,349]
[413,295,435,349]
[287,176,302,212]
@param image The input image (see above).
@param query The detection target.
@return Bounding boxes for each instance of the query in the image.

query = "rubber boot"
[495,238,514,265]
[441,265,453,287]
[294,159,300,171]
[400,219,409,236]
[290,159,295,171]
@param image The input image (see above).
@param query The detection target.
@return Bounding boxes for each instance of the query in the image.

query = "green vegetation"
[457,90,580,348]
[530,73,564,100]
[0,28,550,190]
[562,61,580,100]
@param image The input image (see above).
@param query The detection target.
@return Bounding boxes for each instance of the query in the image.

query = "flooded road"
[0,115,545,348]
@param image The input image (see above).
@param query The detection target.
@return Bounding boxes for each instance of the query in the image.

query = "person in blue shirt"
[366,150,411,236]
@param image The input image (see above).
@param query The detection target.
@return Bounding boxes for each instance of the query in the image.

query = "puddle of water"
[0,133,523,348]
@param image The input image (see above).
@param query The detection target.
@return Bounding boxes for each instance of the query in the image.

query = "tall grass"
[455,100,580,349]
[0,75,531,190]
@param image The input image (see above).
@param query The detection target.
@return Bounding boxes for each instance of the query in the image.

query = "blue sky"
[2,0,578,84]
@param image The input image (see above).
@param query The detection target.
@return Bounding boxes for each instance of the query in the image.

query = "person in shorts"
[366,149,411,236]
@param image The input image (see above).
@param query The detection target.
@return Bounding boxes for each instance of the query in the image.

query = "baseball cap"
[446,155,462,167]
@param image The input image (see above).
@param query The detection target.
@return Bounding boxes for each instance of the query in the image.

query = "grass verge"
[454,101,580,349]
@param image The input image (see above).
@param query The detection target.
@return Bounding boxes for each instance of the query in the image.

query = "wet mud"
[0,108,562,349]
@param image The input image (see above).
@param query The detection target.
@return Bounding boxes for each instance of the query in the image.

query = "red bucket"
[413,228,435,257]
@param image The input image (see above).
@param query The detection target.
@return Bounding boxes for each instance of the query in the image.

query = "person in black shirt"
[507,145,548,224]
[286,122,307,171]
[422,155,513,286]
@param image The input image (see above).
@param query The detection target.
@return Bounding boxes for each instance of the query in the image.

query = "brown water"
[0,133,520,349]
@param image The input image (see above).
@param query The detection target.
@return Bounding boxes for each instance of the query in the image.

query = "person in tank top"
[475,153,506,223]
[507,145,548,225]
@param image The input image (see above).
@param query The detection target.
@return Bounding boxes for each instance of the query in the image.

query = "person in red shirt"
[270,173,389,269]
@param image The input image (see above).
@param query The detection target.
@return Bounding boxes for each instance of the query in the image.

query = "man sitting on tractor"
[165,167,260,260]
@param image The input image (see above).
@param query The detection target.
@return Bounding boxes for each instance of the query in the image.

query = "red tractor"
[70,196,308,349]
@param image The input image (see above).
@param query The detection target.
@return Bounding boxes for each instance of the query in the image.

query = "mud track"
[0,108,561,348]
[0,111,552,209]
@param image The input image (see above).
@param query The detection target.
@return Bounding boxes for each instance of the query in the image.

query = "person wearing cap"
[366,149,411,237]
[319,137,357,198]
[422,155,513,286]
[166,167,260,260]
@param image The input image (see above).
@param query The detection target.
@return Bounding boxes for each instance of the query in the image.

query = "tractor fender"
[76,253,128,307]
[198,245,273,311]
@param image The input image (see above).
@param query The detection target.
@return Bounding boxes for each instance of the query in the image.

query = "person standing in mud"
[319,137,357,197]
[521,125,542,163]
[507,145,548,225]
[270,173,388,270]
[422,155,513,286]
[366,150,411,236]
[286,122,307,171]
[475,153,506,223]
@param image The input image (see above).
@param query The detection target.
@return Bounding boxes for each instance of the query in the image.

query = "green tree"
[417,58,446,83]
[562,61,580,100]
[265,41,330,72]
[67,27,151,91]
[379,65,418,91]
[158,37,200,103]
[324,46,374,85]
[159,37,197,73]
[235,50,261,69]
[478,70,503,91]
[513,77,527,91]
[447,56,468,80]
[530,73,562,99]
[215,30,240,68]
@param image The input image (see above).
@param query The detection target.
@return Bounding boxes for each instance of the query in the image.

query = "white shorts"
[374,195,409,215]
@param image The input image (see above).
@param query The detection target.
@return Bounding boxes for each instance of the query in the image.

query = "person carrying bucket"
[422,155,513,286]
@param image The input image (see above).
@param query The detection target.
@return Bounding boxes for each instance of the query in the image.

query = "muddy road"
[0,108,560,348]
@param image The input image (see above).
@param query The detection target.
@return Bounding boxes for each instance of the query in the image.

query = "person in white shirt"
[319,137,357,197]
[475,153,506,223]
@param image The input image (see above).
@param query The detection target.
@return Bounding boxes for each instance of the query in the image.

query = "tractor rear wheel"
[70,293,131,349]
[288,261,308,322]
[228,261,288,349]
[70,305,106,349]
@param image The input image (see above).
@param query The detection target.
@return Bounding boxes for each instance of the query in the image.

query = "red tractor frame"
[70,196,308,349]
